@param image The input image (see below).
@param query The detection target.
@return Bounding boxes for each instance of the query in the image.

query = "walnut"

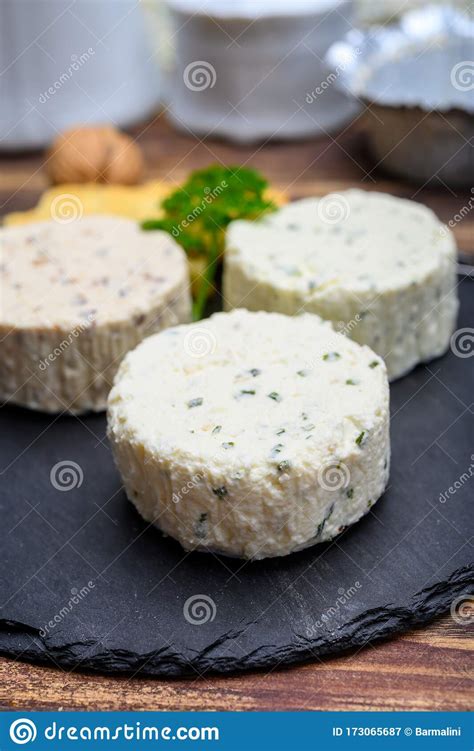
[46,126,144,185]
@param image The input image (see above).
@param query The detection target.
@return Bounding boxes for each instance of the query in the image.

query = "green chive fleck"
[212,425,222,434]
[277,460,291,472]
[271,443,284,457]
[355,431,366,447]
[222,441,234,449]
[369,361,379,368]
[187,397,203,408]
[316,504,334,538]
[268,392,282,402]
[323,352,341,362]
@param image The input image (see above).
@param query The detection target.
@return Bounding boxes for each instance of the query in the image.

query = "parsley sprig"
[142,165,276,319]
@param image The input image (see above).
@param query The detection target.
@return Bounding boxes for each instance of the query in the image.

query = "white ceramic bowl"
[166,0,359,142]
[0,0,160,151]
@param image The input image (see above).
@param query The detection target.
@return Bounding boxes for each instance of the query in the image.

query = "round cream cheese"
[107,309,390,559]
[0,216,191,413]
[223,189,459,380]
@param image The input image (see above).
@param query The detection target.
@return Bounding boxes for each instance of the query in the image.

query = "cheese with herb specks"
[0,216,191,413]
[223,190,459,380]
[107,309,390,559]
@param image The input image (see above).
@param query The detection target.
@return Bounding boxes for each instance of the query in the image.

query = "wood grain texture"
[0,112,472,711]
[0,617,472,711]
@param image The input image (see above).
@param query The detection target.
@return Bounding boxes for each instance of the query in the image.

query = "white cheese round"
[107,309,390,559]
[223,190,459,380]
[0,216,191,413]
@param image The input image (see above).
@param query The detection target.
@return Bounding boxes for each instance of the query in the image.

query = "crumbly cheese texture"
[0,216,191,413]
[223,190,459,380]
[107,309,390,559]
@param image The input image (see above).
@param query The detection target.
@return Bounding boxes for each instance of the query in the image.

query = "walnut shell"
[46,126,144,185]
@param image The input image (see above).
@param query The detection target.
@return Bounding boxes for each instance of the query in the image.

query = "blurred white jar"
[166,0,359,142]
[0,0,160,150]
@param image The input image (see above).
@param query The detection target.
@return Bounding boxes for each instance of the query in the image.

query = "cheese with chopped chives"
[223,190,458,380]
[107,309,390,559]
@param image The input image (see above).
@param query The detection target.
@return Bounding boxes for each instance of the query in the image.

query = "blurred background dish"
[166,0,360,142]
[355,0,469,24]
[0,0,160,150]
[326,5,474,186]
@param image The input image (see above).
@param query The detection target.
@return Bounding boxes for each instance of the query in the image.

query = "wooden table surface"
[0,114,472,712]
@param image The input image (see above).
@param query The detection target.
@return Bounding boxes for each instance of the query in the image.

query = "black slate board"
[0,278,472,677]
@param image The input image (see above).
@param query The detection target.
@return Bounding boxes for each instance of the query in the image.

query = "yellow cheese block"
[3,181,170,226]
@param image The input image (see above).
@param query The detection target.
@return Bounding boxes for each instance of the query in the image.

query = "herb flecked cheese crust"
[107,309,390,559]
[223,190,459,380]
[0,216,191,413]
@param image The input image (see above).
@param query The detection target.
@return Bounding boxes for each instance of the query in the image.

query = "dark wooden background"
[0,114,472,711]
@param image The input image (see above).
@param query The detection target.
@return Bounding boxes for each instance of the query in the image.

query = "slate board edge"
[0,564,471,678]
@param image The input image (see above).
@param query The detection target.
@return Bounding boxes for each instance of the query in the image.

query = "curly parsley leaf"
[142,165,277,319]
